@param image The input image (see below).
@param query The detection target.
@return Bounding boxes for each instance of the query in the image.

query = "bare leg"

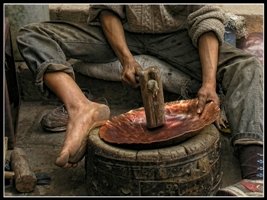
[44,72,110,168]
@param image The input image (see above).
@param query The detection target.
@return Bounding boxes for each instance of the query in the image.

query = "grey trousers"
[16,21,263,146]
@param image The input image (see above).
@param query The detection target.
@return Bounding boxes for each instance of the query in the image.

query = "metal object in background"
[5,18,21,149]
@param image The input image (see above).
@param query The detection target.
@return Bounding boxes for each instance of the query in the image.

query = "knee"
[16,22,43,46]
[239,56,262,75]
[221,56,263,93]
[235,57,263,86]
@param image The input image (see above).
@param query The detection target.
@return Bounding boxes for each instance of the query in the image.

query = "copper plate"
[99,98,220,148]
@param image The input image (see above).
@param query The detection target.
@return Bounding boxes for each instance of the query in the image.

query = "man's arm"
[99,10,141,87]
[197,31,220,114]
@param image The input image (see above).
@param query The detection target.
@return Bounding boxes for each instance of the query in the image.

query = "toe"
[55,149,70,167]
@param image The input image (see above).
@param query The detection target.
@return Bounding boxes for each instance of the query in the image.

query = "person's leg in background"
[215,43,263,196]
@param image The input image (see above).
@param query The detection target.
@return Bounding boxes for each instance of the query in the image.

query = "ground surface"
[4,99,241,197]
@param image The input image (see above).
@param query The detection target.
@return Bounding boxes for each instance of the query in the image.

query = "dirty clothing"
[88,5,226,47]
[16,5,263,146]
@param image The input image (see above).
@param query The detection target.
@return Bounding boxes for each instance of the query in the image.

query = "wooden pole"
[4,137,8,161]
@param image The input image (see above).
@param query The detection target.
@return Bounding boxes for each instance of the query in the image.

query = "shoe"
[216,179,263,196]
[41,105,69,132]
[40,90,109,132]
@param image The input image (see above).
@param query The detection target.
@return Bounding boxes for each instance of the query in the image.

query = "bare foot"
[55,102,110,168]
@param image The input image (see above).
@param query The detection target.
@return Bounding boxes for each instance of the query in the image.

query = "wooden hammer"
[138,66,165,129]
[10,147,37,193]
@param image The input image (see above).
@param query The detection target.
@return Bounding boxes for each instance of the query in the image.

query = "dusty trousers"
[17,21,263,146]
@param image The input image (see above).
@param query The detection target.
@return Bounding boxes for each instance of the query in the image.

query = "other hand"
[197,84,220,114]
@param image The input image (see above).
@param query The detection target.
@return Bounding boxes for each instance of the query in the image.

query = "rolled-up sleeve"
[187,5,226,47]
[87,5,125,25]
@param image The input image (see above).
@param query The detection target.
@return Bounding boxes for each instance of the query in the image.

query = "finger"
[121,72,133,85]
[214,118,221,130]
[62,163,73,168]
[220,118,228,129]
[126,73,139,88]
[70,163,78,168]
[121,77,129,86]
[122,75,137,88]
[197,96,207,114]
[135,74,140,83]
[128,78,138,88]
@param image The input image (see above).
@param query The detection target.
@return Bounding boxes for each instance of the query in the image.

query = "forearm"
[99,10,134,64]
[198,31,219,89]
[100,10,141,87]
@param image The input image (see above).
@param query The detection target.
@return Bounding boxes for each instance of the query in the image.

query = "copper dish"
[99,98,220,149]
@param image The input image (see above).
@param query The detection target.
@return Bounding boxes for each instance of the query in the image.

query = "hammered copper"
[99,98,220,147]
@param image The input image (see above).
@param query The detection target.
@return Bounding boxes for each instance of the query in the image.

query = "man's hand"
[197,84,220,114]
[121,59,142,88]
[197,84,222,128]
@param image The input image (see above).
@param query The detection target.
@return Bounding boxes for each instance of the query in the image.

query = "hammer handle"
[139,66,165,129]
[11,147,37,193]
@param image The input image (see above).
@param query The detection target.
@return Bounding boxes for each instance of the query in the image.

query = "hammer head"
[138,66,165,129]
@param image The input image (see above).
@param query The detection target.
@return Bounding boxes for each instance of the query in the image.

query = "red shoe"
[216,179,263,196]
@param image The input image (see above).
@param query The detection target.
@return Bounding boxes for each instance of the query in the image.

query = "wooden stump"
[86,124,222,196]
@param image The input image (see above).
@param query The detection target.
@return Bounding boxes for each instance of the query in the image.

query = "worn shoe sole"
[41,125,67,132]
